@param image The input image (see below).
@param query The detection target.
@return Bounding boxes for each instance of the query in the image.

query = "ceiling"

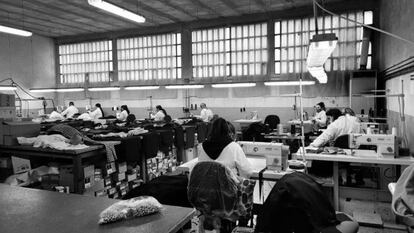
[0,0,332,38]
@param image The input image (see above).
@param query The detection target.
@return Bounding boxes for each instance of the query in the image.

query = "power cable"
[313,0,414,46]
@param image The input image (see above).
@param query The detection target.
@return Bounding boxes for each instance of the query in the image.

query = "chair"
[188,161,254,233]
[255,172,358,233]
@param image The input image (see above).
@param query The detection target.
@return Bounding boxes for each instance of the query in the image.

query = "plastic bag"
[98,196,163,224]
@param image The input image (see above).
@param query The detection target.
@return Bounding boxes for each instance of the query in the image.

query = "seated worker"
[198,117,253,178]
[88,103,104,119]
[199,103,214,122]
[311,102,327,129]
[60,101,79,118]
[151,105,167,122]
[310,108,361,147]
[116,105,130,121]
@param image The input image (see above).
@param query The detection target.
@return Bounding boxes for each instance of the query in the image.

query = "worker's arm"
[310,122,338,147]
[234,144,253,178]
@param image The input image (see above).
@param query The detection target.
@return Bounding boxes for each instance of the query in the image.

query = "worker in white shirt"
[61,102,79,118]
[310,108,361,147]
[88,103,104,119]
[151,105,167,122]
[311,102,327,129]
[116,105,130,121]
[198,118,252,178]
[199,103,214,122]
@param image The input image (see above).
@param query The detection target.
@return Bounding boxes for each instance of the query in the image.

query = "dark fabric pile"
[255,172,339,233]
[123,174,191,208]
[242,122,266,142]
[47,124,117,162]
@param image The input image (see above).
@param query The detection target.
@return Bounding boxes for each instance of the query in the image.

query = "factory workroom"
[1,0,414,233]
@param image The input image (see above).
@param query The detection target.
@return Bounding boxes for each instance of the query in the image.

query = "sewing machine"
[348,133,398,158]
[238,141,289,171]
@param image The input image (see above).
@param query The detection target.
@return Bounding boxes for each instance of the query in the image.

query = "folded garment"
[96,132,129,138]
[98,196,162,224]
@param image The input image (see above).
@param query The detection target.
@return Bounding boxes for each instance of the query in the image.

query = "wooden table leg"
[333,161,339,210]
[73,156,82,194]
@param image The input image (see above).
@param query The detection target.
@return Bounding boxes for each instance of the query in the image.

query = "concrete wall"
[379,0,414,153]
[0,33,56,117]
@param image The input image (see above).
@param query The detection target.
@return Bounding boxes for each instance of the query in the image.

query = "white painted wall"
[0,33,56,115]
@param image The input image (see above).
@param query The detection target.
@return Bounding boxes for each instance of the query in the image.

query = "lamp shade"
[306,33,338,67]
[307,67,328,84]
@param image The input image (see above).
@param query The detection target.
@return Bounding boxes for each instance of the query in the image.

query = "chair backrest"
[264,115,280,130]
[188,161,238,220]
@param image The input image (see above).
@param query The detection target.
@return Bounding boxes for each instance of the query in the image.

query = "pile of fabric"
[17,134,89,150]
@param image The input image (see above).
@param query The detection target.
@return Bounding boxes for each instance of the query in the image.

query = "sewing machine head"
[238,141,289,171]
[349,133,398,157]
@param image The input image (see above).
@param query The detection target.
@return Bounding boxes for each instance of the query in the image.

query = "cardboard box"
[95,189,107,198]
[127,173,137,182]
[112,172,126,183]
[117,162,127,173]
[83,165,95,178]
[102,162,117,176]
[103,176,112,187]
[0,157,12,169]
[129,179,143,190]
[11,156,31,174]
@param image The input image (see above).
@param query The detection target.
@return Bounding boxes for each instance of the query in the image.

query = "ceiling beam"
[66,0,157,26]
[253,0,268,12]
[217,0,244,15]
[25,0,135,29]
[0,0,113,32]
[0,10,95,34]
[121,0,181,23]
[191,0,225,17]
[163,0,200,20]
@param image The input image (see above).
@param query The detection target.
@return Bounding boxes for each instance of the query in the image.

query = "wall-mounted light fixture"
[211,83,256,88]
[0,85,17,91]
[165,84,204,89]
[88,87,120,92]
[264,81,316,86]
[124,86,160,90]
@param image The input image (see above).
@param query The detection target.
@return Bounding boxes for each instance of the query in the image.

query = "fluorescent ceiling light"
[306,33,338,67]
[124,86,160,90]
[212,83,256,88]
[165,85,204,89]
[88,87,120,92]
[307,67,328,84]
[56,88,84,93]
[0,25,32,37]
[30,88,56,93]
[264,81,316,86]
[0,85,17,91]
[88,0,145,23]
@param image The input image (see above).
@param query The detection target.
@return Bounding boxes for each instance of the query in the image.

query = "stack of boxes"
[91,161,143,199]
[146,150,178,181]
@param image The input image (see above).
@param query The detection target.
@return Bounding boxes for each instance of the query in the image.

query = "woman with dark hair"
[89,103,104,119]
[312,102,327,128]
[151,105,167,121]
[198,117,252,178]
[116,105,130,121]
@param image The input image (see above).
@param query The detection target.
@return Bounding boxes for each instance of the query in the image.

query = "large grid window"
[192,22,267,78]
[274,11,373,75]
[117,33,181,81]
[59,41,113,84]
